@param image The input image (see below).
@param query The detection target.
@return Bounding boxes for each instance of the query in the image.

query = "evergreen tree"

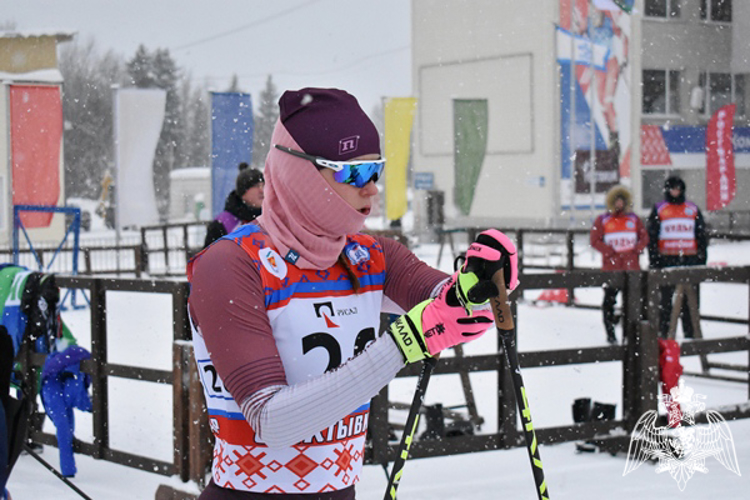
[126,45,155,87]
[126,46,182,219]
[252,75,279,169]
[178,75,210,168]
[152,48,182,217]
[227,74,241,93]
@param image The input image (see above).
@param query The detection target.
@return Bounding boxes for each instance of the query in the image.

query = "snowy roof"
[0,30,76,42]
[170,167,210,179]
[0,68,63,83]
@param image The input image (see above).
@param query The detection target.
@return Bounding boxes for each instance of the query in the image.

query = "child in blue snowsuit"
[40,345,92,477]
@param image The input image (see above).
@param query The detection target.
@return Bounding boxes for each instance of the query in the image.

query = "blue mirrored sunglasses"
[274,144,385,188]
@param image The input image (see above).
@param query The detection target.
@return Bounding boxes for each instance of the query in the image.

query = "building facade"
[410,0,749,230]
[0,31,73,247]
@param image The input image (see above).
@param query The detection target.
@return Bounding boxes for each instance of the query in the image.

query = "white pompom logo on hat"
[339,135,360,155]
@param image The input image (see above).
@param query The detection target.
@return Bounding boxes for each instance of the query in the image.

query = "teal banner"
[453,99,488,215]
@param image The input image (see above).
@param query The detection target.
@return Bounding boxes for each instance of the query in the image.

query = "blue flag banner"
[211,92,253,217]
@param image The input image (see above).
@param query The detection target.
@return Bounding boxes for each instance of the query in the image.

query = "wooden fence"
[23,276,194,480]
[14,265,749,488]
[4,221,750,279]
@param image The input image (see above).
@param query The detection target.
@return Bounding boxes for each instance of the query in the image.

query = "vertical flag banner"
[211,92,253,217]
[9,85,63,228]
[115,87,166,228]
[453,99,488,216]
[706,103,736,211]
[557,0,632,209]
[384,97,417,221]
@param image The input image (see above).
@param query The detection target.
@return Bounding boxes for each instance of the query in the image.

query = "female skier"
[188,87,517,499]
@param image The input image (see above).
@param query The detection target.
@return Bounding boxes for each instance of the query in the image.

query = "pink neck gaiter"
[257,121,367,270]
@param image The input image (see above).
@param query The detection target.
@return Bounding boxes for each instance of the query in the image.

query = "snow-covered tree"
[227,74,241,93]
[178,75,210,168]
[126,46,183,219]
[59,39,125,199]
[126,45,156,88]
[252,75,279,169]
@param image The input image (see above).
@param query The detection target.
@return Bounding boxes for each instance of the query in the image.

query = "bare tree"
[59,38,125,199]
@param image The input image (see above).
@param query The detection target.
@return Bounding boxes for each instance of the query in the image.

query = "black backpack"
[1,326,32,493]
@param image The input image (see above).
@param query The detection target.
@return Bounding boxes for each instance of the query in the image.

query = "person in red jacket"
[590,185,648,344]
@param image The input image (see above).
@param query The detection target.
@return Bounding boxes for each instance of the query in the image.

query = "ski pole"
[490,268,550,500]
[23,443,94,500]
[383,356,437,500]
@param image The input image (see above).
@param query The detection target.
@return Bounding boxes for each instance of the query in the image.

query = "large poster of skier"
[558,0,633,210]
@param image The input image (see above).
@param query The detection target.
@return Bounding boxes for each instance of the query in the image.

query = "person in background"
[187,87,518,499]
[647,175,708,339]
[203,163,264,248]
[590,185,648,344]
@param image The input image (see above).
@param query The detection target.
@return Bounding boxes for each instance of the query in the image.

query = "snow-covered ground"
[7,239,750,499]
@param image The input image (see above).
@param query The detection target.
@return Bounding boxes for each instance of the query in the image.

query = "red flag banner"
[10,85,63,227]
[706,103,736,211]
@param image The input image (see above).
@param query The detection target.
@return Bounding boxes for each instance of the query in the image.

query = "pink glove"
[421,271,494,354]
[389,229,518,363]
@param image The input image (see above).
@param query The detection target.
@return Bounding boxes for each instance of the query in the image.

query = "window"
[700,0,732,22]
[643,69,681,115]
[698,72,746,116]
[645,0,681,18]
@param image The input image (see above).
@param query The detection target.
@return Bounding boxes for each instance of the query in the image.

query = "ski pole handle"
[490,268,515,332]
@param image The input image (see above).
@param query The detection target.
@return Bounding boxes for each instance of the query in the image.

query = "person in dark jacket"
[646,175,708,338]
[203,163,264,248]
[590,185,648,344]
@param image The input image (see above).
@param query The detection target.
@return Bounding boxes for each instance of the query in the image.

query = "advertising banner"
[9,85,63,228]
[115,87,167,228]
[211,92,253,217]
[453,99,488,216]
[558,0,632,209]
[706,104,736,211]
[384,97,417,221]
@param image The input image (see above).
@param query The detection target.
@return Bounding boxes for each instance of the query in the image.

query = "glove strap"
[456,270,481,314]
[390,300,431,364]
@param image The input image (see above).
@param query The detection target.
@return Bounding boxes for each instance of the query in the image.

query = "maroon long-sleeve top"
[189,235,447,407]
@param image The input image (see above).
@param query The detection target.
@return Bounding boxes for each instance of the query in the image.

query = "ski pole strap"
[383,357,437,500]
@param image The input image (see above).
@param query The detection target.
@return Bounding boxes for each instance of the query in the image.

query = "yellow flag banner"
[384,97,417,221]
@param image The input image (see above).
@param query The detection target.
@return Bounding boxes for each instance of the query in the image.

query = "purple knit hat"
[278,88,380,161]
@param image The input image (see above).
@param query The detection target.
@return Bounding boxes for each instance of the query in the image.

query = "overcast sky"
[5,0,412,113]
